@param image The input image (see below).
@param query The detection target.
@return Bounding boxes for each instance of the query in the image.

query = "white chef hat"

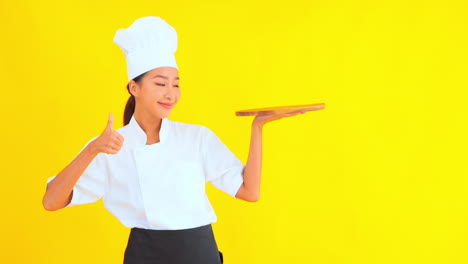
[113,16,178,81]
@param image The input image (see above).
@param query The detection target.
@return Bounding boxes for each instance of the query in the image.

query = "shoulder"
[116,124,131,135]
[166,120,221,146]
[167,119,210,135]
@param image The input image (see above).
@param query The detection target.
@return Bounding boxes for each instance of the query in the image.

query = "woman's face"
[130,67,180,119]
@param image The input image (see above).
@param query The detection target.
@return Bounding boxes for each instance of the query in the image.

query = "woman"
[42,16,303,264]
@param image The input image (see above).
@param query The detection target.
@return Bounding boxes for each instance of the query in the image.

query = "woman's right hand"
[89,113,125,155]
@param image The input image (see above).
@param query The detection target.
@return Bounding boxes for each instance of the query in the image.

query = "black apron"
[124,224,223,264]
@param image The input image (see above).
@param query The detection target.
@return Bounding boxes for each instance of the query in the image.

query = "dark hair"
[124,72,147,125]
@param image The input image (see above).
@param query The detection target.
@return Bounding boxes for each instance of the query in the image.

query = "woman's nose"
[164,92,173,100]
[164,87,176,101]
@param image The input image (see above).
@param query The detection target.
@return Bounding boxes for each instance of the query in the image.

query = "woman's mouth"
[158,102,174,109]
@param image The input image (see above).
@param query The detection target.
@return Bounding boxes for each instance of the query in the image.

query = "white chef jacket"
[47,116,245,230]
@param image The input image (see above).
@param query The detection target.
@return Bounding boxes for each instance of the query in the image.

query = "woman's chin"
[157,110,172,119]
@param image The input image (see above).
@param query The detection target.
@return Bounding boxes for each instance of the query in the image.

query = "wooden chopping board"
[236,103,325,116]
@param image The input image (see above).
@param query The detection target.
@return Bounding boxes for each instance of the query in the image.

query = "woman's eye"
[155,82,179,88]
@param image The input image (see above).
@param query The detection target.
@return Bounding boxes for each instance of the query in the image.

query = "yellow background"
[1,0,467,263]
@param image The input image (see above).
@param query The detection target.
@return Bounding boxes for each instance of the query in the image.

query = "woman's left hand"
[252,111,306,128]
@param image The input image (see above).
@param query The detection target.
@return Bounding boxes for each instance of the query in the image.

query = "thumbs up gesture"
[90,113,125,155]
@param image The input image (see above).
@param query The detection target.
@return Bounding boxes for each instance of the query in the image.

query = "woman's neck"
[133,111,162,144]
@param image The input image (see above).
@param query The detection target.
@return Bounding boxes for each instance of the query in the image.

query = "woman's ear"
[128,80,138,97]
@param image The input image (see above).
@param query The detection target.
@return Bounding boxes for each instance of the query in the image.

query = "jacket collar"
[127,115,170,146]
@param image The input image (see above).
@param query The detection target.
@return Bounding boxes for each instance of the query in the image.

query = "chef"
[42,16,303,264]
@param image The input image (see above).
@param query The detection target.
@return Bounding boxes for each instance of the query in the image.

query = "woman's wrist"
[85,140,100,157]
[252,119,264,131]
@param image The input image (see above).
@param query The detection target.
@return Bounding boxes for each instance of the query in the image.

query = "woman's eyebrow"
[152,75,179,80]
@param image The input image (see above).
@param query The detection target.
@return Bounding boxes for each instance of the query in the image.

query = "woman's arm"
[235,111,305,202]
[42,113,124,211]
[43,146,99,211]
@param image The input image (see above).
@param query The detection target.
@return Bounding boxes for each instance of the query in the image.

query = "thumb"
[106,113,114,131]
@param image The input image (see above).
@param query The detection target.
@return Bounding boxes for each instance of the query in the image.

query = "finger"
[114,132,125,144]
[107,141,121,150]
[105,145,120,155]
[107,148,119,155]
[278,113,295,118]
[113,136,123,146]
[112,140,123,149]
[284,111,303,116]
[112,145,122,152]
[106,113,114,131]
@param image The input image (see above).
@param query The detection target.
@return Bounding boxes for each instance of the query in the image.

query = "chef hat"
[113,16,178,81]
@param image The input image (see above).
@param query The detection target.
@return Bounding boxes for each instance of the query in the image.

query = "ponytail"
[123,92,135,125]
[122,71,148,126]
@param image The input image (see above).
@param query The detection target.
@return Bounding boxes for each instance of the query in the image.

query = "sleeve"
[201,126,245,197]
[46,139,108,208]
